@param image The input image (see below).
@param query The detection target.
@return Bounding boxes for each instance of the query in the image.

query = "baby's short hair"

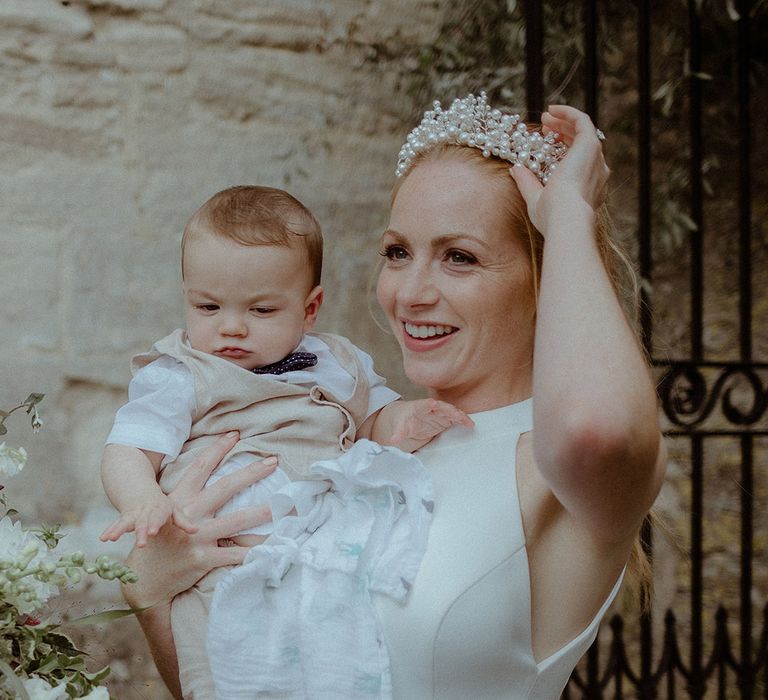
[182,185,323,288]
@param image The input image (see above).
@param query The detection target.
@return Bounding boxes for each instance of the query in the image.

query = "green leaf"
[84,665,111,684]
[68,607,139,625]
[0,659,30,700]
[22,395,44,407]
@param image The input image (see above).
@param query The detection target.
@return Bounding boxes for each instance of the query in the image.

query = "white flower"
[21,676,68,700]
[0,442,27,477]
[0,516,58,612]
[80,687,110,699]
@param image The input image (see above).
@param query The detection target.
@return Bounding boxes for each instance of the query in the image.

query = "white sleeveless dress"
[373,398,623,699]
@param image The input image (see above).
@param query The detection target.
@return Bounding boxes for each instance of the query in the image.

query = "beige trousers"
[171,567,232,700]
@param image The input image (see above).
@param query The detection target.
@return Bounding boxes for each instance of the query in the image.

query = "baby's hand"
[389,399,474,453]
[100,492,198,547]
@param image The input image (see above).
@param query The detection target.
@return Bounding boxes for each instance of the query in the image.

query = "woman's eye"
[380,244,409,261]
[446,249,477,265]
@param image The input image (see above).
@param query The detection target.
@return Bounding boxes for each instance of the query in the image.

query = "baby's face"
[182,234,321,371]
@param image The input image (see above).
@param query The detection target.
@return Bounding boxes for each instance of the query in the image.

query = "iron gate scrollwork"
[520,0,768,697]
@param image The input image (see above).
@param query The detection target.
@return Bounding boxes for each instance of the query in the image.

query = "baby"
[100,184,471,550]
[100,185,474,696]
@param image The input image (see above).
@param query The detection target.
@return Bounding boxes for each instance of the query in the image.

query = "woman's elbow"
[537,408,664,488]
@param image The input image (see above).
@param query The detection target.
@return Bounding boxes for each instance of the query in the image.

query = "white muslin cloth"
[206,440,434,700]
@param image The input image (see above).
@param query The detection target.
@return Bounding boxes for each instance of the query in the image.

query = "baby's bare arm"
[100,445,196,546]
[360,399,474,453]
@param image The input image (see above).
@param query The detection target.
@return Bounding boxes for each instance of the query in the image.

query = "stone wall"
[1,2,439,692]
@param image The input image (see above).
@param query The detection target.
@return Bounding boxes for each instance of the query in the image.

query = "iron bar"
[737,0,753,363]
[637,0,653,355]
[689,434,705,697]
[524,0,544,118]
[688,0,704,361]
[740,436,754,697]
[736,4,754,693]
[583,0,598,120]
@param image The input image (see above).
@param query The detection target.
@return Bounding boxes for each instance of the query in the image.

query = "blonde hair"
[182,185,323,288]
[392,143,653,606]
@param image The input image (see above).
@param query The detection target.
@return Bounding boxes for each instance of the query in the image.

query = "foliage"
[386,0,767,256]
[0,396,137,700]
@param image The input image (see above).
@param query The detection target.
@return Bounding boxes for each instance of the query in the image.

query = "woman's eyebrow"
[381,229,491,250]
[432,233,491,249]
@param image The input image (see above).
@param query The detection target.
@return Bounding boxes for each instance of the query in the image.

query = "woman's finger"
[176,432,241,497]
[198,505,272,541]
[195,457,278,515]
[509,165,542,214]
[546,106,604,146]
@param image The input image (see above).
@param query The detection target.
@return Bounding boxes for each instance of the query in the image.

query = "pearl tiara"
[395,92,568,183]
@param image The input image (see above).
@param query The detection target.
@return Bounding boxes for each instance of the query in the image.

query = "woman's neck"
[429,372,532,414]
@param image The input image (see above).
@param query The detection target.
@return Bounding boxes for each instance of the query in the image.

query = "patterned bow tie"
[251,351,318,376]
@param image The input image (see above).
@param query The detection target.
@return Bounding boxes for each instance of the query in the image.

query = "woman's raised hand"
[121,432,276,609]
[509,104,610,237]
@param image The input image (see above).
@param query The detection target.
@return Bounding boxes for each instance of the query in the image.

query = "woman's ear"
[303,285,324,330]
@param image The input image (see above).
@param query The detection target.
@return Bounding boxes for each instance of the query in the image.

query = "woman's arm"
[120,432,276,696]
[510,105,665,543]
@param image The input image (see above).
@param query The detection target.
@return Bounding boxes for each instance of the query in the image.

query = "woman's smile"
[403,322,458,339]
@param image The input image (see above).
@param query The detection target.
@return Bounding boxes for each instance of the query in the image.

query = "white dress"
[373,398,623,699]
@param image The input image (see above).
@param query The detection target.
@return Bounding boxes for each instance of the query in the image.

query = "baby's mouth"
[403,322,458,339]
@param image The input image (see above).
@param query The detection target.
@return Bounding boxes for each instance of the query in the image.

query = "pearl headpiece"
[395,92,568,183]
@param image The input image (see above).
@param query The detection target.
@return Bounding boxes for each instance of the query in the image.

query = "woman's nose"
[397,266,440,307]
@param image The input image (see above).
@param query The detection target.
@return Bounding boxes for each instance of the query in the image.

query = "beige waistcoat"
[131,328,372,488]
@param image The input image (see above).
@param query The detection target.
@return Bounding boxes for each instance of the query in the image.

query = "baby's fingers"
[99,516,134,542]
[134,515,151,548]
[145,507,173,539]
[431,400,475,429]
[172,506,199,534]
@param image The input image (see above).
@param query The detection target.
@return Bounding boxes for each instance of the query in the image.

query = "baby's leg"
[171,568,232,698]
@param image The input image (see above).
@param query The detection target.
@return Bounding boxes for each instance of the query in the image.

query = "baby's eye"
[446,249,478,265]
[196,304,219,312]
[252,307,275,315]
[380,244,409,261]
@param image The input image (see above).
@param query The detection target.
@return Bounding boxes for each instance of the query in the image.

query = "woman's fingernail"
[262,456,278,465]
[226,431,238,438]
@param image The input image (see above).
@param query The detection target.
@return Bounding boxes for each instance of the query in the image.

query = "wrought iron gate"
[521,0,767,697]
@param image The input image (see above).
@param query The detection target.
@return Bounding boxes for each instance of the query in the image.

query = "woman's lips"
[401,321,457,351]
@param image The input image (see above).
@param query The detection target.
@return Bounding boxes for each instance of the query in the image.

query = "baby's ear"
[303,285,324,329]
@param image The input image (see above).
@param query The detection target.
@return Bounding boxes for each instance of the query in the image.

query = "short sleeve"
[105,356,195,460]
[353,346,401,419]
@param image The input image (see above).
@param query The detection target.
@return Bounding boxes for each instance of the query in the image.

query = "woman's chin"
[401,361,455,396]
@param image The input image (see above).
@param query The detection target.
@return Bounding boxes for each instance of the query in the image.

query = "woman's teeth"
[404,323,455,339]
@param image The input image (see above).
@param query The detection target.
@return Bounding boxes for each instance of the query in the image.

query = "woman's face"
[377,157,536,412]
